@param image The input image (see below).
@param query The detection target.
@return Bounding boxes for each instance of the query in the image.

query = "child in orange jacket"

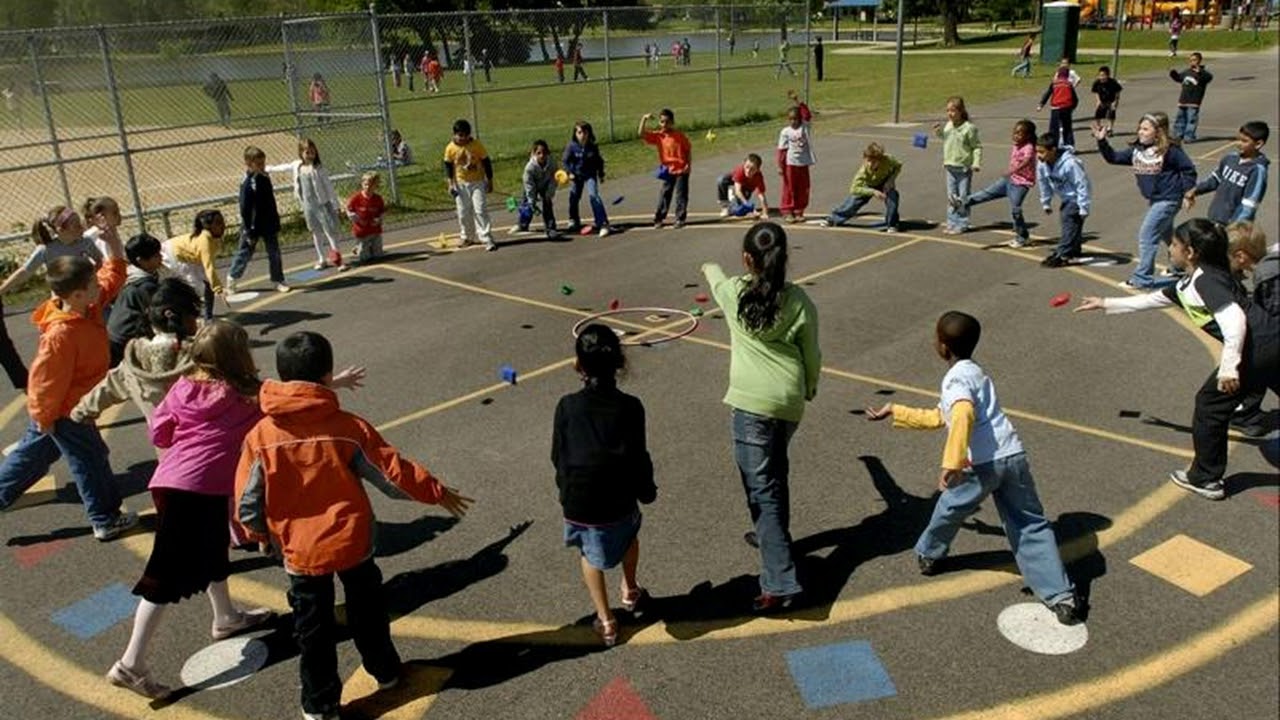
[0,212,136,541]
[235,331,472,720]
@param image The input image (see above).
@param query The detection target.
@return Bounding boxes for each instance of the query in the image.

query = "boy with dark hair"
[0,232,138,541]
[229,146,290,294]
[1169,52,1213,142]
[521,139,559,238]
[106,233,163,367]
[1090,66,1123,137]
[1035,132,1093,268]
[639,109,692,229]
[866,311,1080,625]
[443,118,496,251]
[1186,121,1269,226]
[236,331,473,720]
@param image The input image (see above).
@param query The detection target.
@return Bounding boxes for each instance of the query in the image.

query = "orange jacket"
[235,379,448,576]
[26,258,126,429]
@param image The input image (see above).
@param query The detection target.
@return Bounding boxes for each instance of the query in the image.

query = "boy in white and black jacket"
[1169,52,1213,142]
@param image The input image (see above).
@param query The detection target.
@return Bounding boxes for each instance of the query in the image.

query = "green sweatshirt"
[937,120,983,169]
[849,156,902,196]
[702,263,821,422]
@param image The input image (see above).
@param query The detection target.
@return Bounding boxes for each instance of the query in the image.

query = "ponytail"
[31,205,73,245]
[737,222,789,332]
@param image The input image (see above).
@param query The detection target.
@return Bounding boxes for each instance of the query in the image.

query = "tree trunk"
[941,0,963,46]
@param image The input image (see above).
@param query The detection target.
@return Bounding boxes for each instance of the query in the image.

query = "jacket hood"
[31,298,90,333]
[259,378,340,424]
[125,264,156,284]
[164,376,259,427]
[123,333,195,383]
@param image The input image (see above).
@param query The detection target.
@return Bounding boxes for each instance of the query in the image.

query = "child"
[957,120,1037,247]
[1035,132,1093,268]
[442,118,496,251]
[106,233,164,367]
[270,138,344,271]
[1037,65,1078,148]
[1169,13,1184,56]
[0,232,137,541]
[716,153,770,220]
[402,53,414,91]
[701,222,821,613]
[776,106,816,223]
[308,73,331,124]
[1012,33,1035,78]
[427,54,443,93]
[389,129,413,166]
[1090,66,1123,137]
[935,96,982,235]
[1186,121,1269,226]
[774,38,796,78]
[865,311,1081,625]
[1169,52,1213,142]
[229,146,289,294]
[522,139,559,238]
[346,171,386,264]
[1225,223,1278,436]
[82,196,124,261]
[562,121,610,236]
[0,206,104,296]
[640,109,692,229]
[821,142,901,231]
[0,293,26,392]
[105,320,276,699]
[554,53,566,83]
[553,323,656,647]
[236,331,472,720]
[164,210,228,321]
[1076,219,1277,500]
[1095,113,1197,288]
[203,73,232,127]
[786,89,813,126]
[73,278,200,426]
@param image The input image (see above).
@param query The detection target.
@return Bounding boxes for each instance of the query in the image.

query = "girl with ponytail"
[700,221,821,613]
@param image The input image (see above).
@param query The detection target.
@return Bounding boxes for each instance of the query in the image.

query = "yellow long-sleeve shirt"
[890,400,975,470]
[169,230,223,294]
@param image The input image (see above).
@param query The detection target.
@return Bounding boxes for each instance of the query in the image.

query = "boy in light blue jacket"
[1036,132,1093,268]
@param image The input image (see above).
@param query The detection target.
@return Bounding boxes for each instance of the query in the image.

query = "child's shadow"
[229,309,333,337]
[374,515,459,558]
[383,521,532,619]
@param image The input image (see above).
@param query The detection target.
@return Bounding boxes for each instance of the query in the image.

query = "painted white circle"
[224,291,262,304]
[179,637,269,691]
[996,602,1088,655]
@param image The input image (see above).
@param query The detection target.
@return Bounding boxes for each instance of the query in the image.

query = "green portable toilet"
[1040,1,1081,64]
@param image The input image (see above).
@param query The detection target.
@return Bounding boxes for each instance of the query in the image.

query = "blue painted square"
[785,640,897,709]
[289,269,325,283]
[51,582,138,639]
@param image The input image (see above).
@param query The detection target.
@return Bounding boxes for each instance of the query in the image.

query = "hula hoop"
[571,306,700,346]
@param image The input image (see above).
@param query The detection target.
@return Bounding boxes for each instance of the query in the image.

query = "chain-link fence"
[0,5,808,251]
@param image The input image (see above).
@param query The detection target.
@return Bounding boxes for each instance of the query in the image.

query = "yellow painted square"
[1130,534,1253,597]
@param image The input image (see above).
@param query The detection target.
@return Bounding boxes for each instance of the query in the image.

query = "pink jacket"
[149,376,263,496]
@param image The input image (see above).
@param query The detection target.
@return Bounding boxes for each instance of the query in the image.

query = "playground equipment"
[1072,0,1221,25]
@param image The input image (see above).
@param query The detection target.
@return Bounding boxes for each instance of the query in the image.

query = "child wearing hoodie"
[1035,132,1093,268]
[521,139,559,238]
[1169,52,1213,142]
[235,331,473,720]
[105,320,276,700]
[0,225,135,541]
[562,121,610,235]
[106,233,164,367]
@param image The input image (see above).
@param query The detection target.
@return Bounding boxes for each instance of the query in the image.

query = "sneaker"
[107,661,172,700]
[377,673,402,691]
[1159,266,1183,277]
[302,712,340,720]
[1041,254,1068,268]
[1007,237,1030,249]
[275,283,292,293]
[93,511,138,542]
[1169,470,1225,501]
[336,264,350,273]
[652,221,664,229]
[743,531,759,549]
[718,208,731,218]
[225,276,238,294]
[917,554,939,576]
[1050,600,1082,626]
[598,226,611,238]
[545,229,558,240]
[673,220,686,230]
[1229,419,1271,438]
[816,219,831,228]
[941,226,959,235]
[485,243,499,252]
[752,592,799,614]
[883,225,899,234]
[312,262,326,271]
[211,607,276,641]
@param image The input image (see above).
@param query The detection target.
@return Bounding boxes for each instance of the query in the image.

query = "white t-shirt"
[777,124,815,167]
[21,234,105,273]
[938,359,1023,465]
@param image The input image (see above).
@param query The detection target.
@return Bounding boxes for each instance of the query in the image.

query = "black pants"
[287,559,401,715]
[1049,107,1075,147]
[1188,342,1280,484]
[655,173,689,223]
[0,297,27,391]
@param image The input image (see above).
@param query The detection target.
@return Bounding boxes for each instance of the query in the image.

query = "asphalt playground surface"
[1,50,1277,720]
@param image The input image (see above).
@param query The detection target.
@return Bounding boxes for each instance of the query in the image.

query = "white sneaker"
[718,208,730,218]
[275,283,291,293]
[598,226,611,238]
[302,712,339,720]
[93,511,139,542]
[225,276,238,294]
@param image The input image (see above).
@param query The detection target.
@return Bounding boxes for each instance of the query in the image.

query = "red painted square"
[13,538,72,569]
[1252,492,1279,511]
[576,677,656,720]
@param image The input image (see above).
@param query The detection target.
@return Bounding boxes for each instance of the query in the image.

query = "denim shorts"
[564,511,641,570]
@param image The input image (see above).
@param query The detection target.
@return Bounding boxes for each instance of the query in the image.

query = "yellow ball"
[554,169,570,186]
[705,130,718,142]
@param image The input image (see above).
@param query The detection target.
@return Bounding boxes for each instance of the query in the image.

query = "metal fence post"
[281,15,303,138]
[27,35,72,212]
[97,27,146,233]
[892,0,906,123]
[802,3,811,103]
[464,14,479,135]
[603,10,615,142]
[715,7,723,127]
[368,3,400,204]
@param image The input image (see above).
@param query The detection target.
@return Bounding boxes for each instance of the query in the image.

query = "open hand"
[438,487,474,518]
[1074,296,1105,312]
[330,365,367,390]
[865,402,893,421]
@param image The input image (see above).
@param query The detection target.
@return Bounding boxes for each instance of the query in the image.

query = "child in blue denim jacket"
[866,311,1080,625]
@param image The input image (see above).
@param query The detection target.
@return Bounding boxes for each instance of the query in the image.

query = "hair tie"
[54,207,76,228]
[1140,113,1160,127]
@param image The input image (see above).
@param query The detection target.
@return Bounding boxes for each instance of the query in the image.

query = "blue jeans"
[1130,199,1180,287]
[945,166,972,230]
[1011,58,1031,77]
[1173,105,1200,141]
[1052,201,1085,258]
[732,409,801,597]
[228,233,285,284]
[567,177,608,228]
[966,177,1029,239]
[915,453,1074,606]
[827,189,900,227]
[0,419,122,530]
